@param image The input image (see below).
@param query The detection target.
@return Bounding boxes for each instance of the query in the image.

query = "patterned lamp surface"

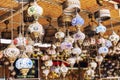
[3,44,20,62]
[73,30,85,41]
[109,31,120,42]
[98,46,109,54]
[15,58,33,69]
[96,24,106,33]
[28,2,43,16]
[72,13,84,27]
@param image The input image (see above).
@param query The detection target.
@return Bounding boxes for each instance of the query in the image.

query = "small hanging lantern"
[98,46,109,56]
[105,40,112,48]
[109,31,120,46]
[71,44,82,55]
[44,60,53,67]
[67,57,76,67]
[14,33,28,47]
[73,29,85,43]
[89,61,97,70]
[96,23,106,36]
[43,69,50,80]
[55,31,65,39]
[41,55,50,61]
[60,63,69,78]
[95,55,103,64]
[71,13,84,27]
[60,41,73,50]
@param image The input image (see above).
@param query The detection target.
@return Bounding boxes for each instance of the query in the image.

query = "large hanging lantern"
[28,21,44,38]
[15,57,33,76]
[28,1,43,20]
[4,43,20,63]
[109,31,120,46]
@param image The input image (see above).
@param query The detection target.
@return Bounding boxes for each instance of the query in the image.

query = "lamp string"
[110,18,114,32]
[11,0,14,42]
[21,0,24,36]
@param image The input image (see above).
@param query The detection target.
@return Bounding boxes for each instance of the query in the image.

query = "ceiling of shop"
[0,0,120,38]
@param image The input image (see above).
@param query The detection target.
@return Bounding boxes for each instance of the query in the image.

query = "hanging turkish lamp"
[14,33,28,50]
[60,63,69,78]
[3,43,20,64]
[15,53,33,77]
[28,1,43,20]
[85,68,95,79]
[98,46,109,57]
[55,31,65,39]
[96,23,106,36]
[44,60,53,67]
[71,42,82,55]
[97,37,106,45]
[109,31,120,46]
[43,69,50,80]
[67,57,76,69]
[105,40,112,48]
[95,55,103,65]
[47,45,56,58]
[73,29,85,44]
[71,13,84,28]
[28,21,44,38]
[89,60,97,70]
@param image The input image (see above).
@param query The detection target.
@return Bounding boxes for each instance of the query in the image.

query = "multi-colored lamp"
[73,29,85,44]
[96,23,106,36]
[72,13,84,28]
[28,1,43,20]
[98,46,109,57]
[14,33,28,47]
[28,21,44,38]
[3,43,20,63]
[15,57,33,77]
